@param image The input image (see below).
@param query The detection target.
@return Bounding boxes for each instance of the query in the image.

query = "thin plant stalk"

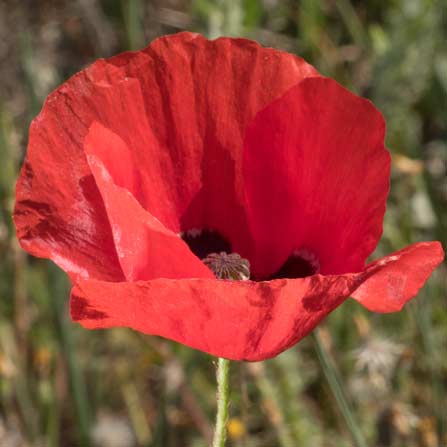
[412,288,445,439]
[212,358,231,447]
[121,0,144,51]
[247,362,296,447]
[333,0,366,47]
[49,267,92,446]
[312,330,367,447]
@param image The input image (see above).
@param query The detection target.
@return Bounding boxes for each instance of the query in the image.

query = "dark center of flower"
[181,229,232,259]
[182,229,250,280]
[269,250,320,279]
[182,229,318,280]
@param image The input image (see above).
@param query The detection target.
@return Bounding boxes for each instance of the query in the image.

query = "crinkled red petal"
[352,241,444,312]
[70,241,443,360]
[85,122,214,281]
[71,274,359,361]
[14,32,318,282]
[243,77,390,278]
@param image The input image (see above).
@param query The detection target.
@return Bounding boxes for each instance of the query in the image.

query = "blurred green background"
[0,0,445,446]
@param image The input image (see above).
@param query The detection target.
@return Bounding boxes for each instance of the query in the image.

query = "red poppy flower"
[14,32,443,361]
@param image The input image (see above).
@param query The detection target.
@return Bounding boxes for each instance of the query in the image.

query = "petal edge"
[352,241,444,312]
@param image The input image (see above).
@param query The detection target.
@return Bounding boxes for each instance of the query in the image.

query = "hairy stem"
[212,358,231,447]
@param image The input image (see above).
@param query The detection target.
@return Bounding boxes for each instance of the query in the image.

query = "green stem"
[312,330,367,447]
[212,358,231,447]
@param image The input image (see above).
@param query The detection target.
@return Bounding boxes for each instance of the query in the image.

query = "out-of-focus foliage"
[0,0,445,446]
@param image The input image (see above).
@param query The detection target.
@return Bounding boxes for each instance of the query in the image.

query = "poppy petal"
[243,77,390,278]
[352,241,444,312]
[100,32,319,257]
[71,242,442,360]
[84,122,215,281]
[14,128,123,282]
[14,32,319,283]
[70,274,360,361]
